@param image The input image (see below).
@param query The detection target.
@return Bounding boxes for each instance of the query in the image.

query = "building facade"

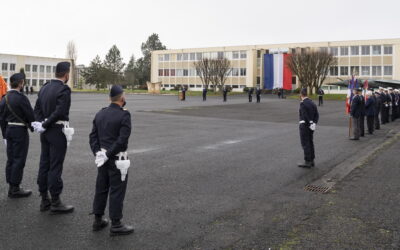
[151,38,400,93]
[0,53,74,91]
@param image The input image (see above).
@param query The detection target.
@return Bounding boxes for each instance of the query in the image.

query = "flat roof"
[0,52,70,61]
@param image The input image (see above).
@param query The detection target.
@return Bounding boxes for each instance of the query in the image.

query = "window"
[257,51,261,58]
[340,66,349,76]
[170,69,175,76]
[189,53,195,61]
[330,47,338,56]
[183,69,188,76]
[240,51,247,59]
[189,69,196,76]
[350,66,360,75]
[2,63,8,71]
[25,64,31,72]
[340,47,349,56]
[32,79,37,86]
[372,66,382,76]
[26,79,30,86]
[40,65,45,73]
[320,47,328,53]
[225,69,232,77]
[46,66,51,73]
[189,84,195,88]
[164,54,170,61]
[217,52,224,59]
[384,45,393,55]
[32,65,38,72]
[52,66,56,73]
[330,66,338,76]
[10,63,16,71]
[39,79,44,87]
[232,51,239,59]
[210,52,217,59]
[176,69,183,76]
[372,45,381,55]
[350,46,359,55]
[183,53,189,61]
[177,54,183,61]
[232,68,239,76]
[240,68,246,76]
[361,66,370,76]
[158,55,164,62]
[361,46,370,55]
[158,69,163,76]
[384,66,393,76]
[196,53,202,60]
[164,69,169,76]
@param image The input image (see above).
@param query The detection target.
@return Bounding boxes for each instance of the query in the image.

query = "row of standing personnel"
[350,87,399,140]
[0,62,134,236]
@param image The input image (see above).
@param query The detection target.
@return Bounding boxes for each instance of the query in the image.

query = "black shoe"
[40,192,51,212]
[110,221,134,236]
[311,161,315,167]
[8,186,32,198]
[93,217,109,231]
[50,197,74,214]
[298,161,313,168]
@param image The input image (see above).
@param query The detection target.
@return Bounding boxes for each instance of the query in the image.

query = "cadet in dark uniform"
[223,86,228,102]
[389,88,396,121]
[384,89,391,123]
[350,88,362,140]
[298,88,319,168]
[317,88,325,106]
[365,91,375,135]
[33,62,74,213]
[89,85,134,236]
[374,91,382,130]
[359,92,366,137]
[202,87,207,101]
[256,87,261,103]
[248,88,253,102]
[181,86,186,101]
[0,73,35,198]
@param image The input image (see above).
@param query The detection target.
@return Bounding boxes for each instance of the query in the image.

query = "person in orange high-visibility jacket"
[0,76,8,100]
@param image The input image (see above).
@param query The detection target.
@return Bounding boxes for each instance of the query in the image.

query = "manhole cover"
[304,184,330,193]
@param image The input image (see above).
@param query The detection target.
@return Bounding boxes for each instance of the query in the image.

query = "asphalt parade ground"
[0,93,399,249]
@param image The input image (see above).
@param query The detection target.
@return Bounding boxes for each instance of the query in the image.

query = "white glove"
[31,121,46,133]
[309,123,316,131]
[95,151,108,167]
[3,139,6,146]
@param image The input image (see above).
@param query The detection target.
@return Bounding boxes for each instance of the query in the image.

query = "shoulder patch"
[123,108,128,111]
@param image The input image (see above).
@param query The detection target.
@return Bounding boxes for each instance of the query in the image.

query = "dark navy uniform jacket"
[365,97,375,117]
[299,98,319,125]
[350,95,362,118]
[89,103,132,158]
[256,89,261,96]
[0,90,35,137]
[34,79,71,128]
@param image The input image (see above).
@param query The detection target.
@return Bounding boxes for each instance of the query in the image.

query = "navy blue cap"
[110,85,124,97]
[56,61,71,74]
[300,88,307,96]
[10,73,25,84]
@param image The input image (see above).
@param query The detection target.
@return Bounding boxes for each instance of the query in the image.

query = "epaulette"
[122,108,128,111]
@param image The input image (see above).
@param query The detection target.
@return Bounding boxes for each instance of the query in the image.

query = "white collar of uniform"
[301,97,309,102]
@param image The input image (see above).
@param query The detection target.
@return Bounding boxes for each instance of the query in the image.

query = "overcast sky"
[2,0,399,65]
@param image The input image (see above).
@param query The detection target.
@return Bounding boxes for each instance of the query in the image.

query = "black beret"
[56,61,71,74]
[300,88,308,96]
[110,85,124,97]
[10,73,25,84]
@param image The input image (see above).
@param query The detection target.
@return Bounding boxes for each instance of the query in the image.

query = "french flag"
[263,54,292,90]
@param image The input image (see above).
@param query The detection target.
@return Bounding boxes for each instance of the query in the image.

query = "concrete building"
[151,38,400,93]
[0,53,74,91]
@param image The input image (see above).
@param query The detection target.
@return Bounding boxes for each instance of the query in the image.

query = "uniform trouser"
[256,95,260,103]
[203,93,206,101]
[93,159,128,220]
[367,116,374,134]
[299,124,315,162]
[249,95,252,102]
[360,115,365,136]
[374,111,380,129]
[318,96,323,106]
[381,108,386,124]
[223,94,227,102]
[37,126,67,197]
[386,107,390,123]
[352,117,361,139]
[392,106,397,121]
[5,126,29,186]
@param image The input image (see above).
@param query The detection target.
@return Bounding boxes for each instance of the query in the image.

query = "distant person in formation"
[181,86,186,101]
[0,73,35,198]
[89,85,134,236]
[248,88,253,102]
[298,88,319,168]
[389,88,397,121]
[256,86,261,103]
[395,89,400,119]
[33,62,74,214]
[223,86,228,102]
[380,88,388,124]
[359,92,366,137]
[277,89,281,99]
[374,91,382,130]
[365,91,375,135]
[317,88,325,106]
[30,86,34,95]
[25,85,29,94]
[350,88,362,140]
[384,88,391,123]
[202,87,207,101]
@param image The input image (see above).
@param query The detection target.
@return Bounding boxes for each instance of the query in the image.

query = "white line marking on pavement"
[203,140,243,150]
[128,147,159,154]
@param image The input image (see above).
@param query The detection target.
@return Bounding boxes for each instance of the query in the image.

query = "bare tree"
[66,41,78,87]
[211,58,231,92]
[194,58,212,90]
[287,50,337,94]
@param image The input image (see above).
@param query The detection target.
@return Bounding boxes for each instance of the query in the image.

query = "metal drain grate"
[304,184,330,193]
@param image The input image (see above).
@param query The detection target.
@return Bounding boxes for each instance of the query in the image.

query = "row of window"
[159,51,248,62]
[321,45,393,56]
[0,63,57,73]
[162,84,247,89]
[1,78,46,87]
[158,68,247,77]
[329,66,393,76]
